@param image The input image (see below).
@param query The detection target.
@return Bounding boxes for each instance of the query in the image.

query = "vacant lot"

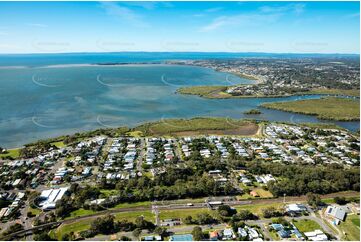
[234,202,283,217]
[340,214,360,241]
[252,188,273,198]
[261,97,360,121]
[293,219,322,233]
[134,117,259,136]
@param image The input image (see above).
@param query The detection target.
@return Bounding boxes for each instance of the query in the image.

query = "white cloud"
[123,1,173,10]
[200,13,280,32]
[100,2,148,27]
[259,3,305,15]
[200,3,305,32]
[26,23,48,28]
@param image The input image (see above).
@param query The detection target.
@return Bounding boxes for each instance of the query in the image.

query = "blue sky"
[0,1,359,53]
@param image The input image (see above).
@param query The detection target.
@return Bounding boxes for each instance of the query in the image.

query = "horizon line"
[0,51,359,56]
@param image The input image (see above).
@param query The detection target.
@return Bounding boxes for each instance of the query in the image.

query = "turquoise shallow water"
[0,54,359,148]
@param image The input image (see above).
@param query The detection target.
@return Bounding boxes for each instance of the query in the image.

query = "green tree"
[234,210,256,220]
[307,192,323,208]
[184,215,193,224]
[196,212,216,225]
[154,227,168,237]
[132,228,142,239]
[262,207,282,218]
[334,196,347,205]
[217,205,237,217]
[33,232,54,241]
[192,226,204,241]
[90,214,116,235]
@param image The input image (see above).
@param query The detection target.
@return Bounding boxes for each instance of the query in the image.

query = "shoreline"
[177,86,360,99]
[0,116,356,152]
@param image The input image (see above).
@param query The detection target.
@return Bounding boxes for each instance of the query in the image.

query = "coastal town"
[167,57,360,97]
[0,122,359,241]
[0,0,360,241]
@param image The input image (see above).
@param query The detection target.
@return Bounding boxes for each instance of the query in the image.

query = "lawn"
[320,198,334,204]
[234,202,283,217]
[159,208,210,220]
[134,117,259,136]
[351,216,360,227]
[112,201,151,209]
[339,214,360,241]
[113,210,153,222]
[261,97,360,121]
[67,208,97,219]
[293,219,322,233]
[0,148,20,159]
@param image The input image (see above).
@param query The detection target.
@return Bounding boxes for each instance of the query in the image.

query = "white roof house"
[39,187,69,210]
[304,230,328,241]
[326,205,347,221]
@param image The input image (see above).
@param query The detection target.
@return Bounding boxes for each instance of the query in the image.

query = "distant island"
[244,109,262,115]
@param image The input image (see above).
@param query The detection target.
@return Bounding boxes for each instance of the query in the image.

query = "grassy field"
[340,214,360,241]
[261,97,360,121]
[65,201,151,219]
[51,141,66,148]
[126,130,144,137]
[0,148,20,159]
[252,188,273,198]
[304,88,360,97]
[134,117,259,136]
[177,86,230,99]
[113,201,151,209]
[293,219,322,233]
[67,209,97,219]
[55,210,154,240]
[54,219,92,240]
[113,210,153,221]
[159,208,211,220]
[234,202,282,217]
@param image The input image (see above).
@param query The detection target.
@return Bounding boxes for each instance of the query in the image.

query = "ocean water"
[0,53,359,148]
